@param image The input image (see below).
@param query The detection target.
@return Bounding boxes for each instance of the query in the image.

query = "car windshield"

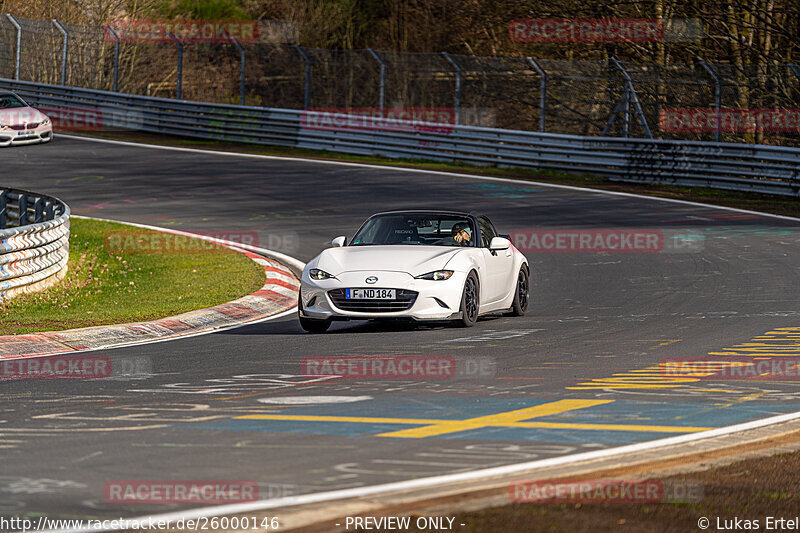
[0,94,26,109]
[351,214,475,247]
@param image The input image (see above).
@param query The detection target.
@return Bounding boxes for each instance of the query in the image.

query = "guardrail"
[2,77,799,197]
[0,188,70,301]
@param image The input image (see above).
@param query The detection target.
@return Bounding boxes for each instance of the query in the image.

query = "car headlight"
[415,270,454,281]
[309,268,336,280]
[41,119,51,126]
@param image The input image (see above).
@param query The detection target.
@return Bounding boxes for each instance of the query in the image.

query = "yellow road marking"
[572,327,800,391]
[568,384,687,389]
[736,343,800,347]
[718,390,769,408]
[637,339,683,348]
[512,422,709,432]
[736,392,768,402]
[235,409,709,436]
[692,389,742,392]
[376,400,612,438]
[237,414,445,425]
[711,354,800,358]
[215,392,276,401]
[713,348,800,352]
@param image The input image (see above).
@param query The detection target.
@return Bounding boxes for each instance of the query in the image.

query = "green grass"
[0,218,265,335]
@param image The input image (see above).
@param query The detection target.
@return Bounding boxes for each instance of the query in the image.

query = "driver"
[451,223,472,246]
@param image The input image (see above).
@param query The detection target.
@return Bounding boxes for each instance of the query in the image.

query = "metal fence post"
[699,61,722,142]
[18,194,28,226]
[231,37,246,105]
[602,88,630,137]
[441,52,462,125]
[609,56,652,138]
[34,197,44,223]
[52,19,68,85]
[102,25,121,92]
[294,45,311,109]
[169,32,183,99]
[526,57,547,132]
[5,14,21,80]
[0,190,7,229]
[366,48,386,112]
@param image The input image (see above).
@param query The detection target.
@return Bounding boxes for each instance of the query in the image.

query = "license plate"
[346,288,396,299]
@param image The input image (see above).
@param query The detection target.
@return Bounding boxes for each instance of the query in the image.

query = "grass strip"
[0,218,265,335]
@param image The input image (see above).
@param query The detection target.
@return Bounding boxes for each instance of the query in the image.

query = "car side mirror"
[489,236,511,250]
[331,236,346,247]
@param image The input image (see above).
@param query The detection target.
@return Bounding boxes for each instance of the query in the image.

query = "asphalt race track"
[3,136,800,521]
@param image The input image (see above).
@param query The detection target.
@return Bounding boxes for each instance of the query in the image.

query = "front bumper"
[0,126,53,147]
[299,270,467,321]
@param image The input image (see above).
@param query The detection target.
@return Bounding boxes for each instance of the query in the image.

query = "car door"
[477,216,515,306]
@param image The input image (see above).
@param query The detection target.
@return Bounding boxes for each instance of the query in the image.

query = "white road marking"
[58,133,800,224]
[438,329,542,343]
[256,396,373,405]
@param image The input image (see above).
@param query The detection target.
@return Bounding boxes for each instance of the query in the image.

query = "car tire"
[510,265,530,317]
[456,272,479,327]
[298,299,331,333]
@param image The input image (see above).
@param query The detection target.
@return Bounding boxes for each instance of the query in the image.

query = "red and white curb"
[0,229,302,360]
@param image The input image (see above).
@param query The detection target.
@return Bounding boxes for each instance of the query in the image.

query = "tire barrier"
[0,188,70,301]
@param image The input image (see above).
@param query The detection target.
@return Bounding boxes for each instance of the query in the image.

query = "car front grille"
[328,289,418,313]
[7,123,40,130]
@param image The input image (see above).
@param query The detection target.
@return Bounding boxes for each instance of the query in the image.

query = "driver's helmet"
[451,222,470,237]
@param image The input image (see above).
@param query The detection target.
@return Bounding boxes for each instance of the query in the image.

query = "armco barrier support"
[0,188,70,301]
[2,78,799,197]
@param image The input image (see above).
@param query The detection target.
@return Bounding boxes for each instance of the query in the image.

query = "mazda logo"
[365,276,378,284]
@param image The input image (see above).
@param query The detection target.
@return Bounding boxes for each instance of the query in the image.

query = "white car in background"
[298,210,530,332]
[0,92,53,147]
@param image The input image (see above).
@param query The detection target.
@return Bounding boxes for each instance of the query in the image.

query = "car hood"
[314,245,465,277]
[0,107,48,125]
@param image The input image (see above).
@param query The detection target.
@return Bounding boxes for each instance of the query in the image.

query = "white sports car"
[298,210,529,332]
[0,92,53,147]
